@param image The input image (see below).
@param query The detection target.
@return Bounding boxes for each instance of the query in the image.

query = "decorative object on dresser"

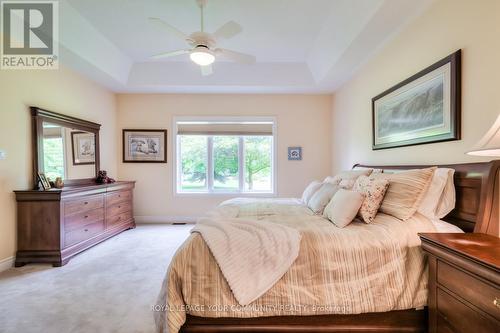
[372,50,461,150]
[15,107,136,267]
[37,172,51,190]
[96,170,116,184]
[419,233,500,333]
[122,129,167,163]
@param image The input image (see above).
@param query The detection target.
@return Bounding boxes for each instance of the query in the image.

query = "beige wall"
[0,66,117,263]
[116,94,332,220]
[331,0,500,173]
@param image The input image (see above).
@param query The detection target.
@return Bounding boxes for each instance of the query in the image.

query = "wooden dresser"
[419,233,500,333]
[15,181,135,267]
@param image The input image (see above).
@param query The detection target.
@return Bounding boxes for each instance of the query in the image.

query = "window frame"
[173,116,277,196]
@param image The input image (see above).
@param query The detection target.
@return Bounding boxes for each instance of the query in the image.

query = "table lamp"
[467,114,500,156]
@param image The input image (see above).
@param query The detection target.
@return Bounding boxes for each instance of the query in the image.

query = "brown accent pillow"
[353,176,390,223]
[375,167,436,221]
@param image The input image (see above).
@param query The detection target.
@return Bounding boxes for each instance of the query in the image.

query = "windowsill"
[174,191,276,197]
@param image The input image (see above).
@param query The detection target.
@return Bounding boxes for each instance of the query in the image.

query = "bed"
[157,161,500,333]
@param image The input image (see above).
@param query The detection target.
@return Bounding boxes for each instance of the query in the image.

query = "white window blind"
[177,122,273,136]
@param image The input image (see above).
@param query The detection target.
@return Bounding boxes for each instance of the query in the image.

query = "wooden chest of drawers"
[419,233,500,333]
[15,181,135,267]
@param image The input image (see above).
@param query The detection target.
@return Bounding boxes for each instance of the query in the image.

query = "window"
[175,118,276,194]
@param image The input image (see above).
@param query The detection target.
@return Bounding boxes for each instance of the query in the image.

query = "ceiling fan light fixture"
[190,46,215,66]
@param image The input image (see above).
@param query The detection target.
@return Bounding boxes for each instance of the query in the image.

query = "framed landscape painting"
[372,50,461,150]
[123,129,167,163]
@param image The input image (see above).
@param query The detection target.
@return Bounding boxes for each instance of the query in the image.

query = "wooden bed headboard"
[353,160,500,236]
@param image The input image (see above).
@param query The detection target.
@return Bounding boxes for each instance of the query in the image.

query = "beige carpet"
[0,224,192,333]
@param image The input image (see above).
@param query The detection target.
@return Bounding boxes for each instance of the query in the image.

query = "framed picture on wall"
[71,131,96,165]
[288,147,302,160]
[372,50,461,150]
[123,129,167,163]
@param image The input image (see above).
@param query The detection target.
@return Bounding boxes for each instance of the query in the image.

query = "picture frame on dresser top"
[372,50,461,150]
[419,233,500,333]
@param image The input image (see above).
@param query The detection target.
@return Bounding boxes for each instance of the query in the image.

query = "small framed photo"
[71,132,96,165]
[38,172,51,190]
[288,147,302,160]
[123,129,167,163]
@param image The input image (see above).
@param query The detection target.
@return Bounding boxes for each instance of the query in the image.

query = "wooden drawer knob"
[84,215,88,219]
[494,298,500,308]
[84,228,88,232]
[84,202,88,205]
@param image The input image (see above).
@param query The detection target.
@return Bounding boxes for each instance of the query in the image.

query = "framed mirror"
[31,107,101,189]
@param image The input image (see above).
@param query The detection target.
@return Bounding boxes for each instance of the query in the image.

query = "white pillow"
[308,183,339,214]
[324,169,373,186]
[418,168,455,219]
[431,219,463,233]
[301,181,322,204]
[323,176,341,185]
[323,189,365,228]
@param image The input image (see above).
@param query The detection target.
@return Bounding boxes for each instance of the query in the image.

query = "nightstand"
[419,233,500,333]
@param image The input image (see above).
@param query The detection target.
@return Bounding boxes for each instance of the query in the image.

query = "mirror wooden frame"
[31,107,101,188]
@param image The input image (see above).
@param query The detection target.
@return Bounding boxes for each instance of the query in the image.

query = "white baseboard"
[134,215,198,224]
[0,256,14,272]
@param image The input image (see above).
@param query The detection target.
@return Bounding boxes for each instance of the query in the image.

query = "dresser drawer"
[65,208,104,232]
[107,210,133,228]
[106,190,132,206]
[106,201,131,217]
[436,314,455,333]
[64,220,104,247]
[437,260,500,320]
[64,195,104,216]
[437,288,499,333]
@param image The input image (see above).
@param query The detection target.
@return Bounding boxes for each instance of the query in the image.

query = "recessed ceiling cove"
[62,0,435,93]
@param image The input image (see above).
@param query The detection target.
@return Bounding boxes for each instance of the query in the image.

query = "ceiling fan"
[149,0,256,76]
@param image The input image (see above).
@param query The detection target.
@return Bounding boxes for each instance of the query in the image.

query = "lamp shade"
[467,114,500,156]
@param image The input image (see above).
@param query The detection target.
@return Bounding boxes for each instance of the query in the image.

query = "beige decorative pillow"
[301,181,323,204]
[308,183,340,214]
[323,176,341,185]
[375,167,436,221]
[353,175,390,223]
[323,189,365,228]
[325,169,373,186]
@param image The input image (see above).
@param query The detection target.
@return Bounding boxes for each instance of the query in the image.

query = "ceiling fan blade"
[148,17,189,41]
[150,49,189,59]
[216,48,256,64]
[200,64,213,76]
[213,21,242,39]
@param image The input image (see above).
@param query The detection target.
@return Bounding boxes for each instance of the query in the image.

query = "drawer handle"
[84,215,88,219]
[84,228,88,232]
[494,298,500,308]
[118,205,121,208]
[117,216,121,220]
[84,202,88,205]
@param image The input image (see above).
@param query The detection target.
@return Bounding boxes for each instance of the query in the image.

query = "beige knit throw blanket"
[191,217,302,306]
